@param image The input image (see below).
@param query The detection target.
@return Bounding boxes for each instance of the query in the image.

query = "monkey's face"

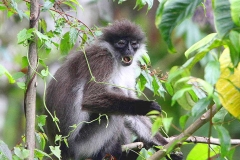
[113,39,140,66]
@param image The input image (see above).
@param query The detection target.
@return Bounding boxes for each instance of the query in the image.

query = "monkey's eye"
[131,41,139,49]
[116,40,127,48]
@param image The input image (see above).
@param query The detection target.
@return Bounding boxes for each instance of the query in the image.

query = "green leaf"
[142,52,151,65]
[215,125,231,158]
[179,114,189,129]
[187,144,220,160]
[40,19,48,33]
[191,97,211,117]
[137,74,147,91]
[151,117,162,136]
[0,65,15,83]
[35,30,49,43]
[228,30,240,67]
[62,1,77,11]
[134,0,153,10]
[35,132,47,151]
[14,147,30,159]
[162,117,173,134]
[12,72,25,80]
[34,149,52,159]
[60,32,73,55]
[230,0,240,26]
[17,82,26,90]
[37,115,47,132]
[22,56,29,68]
[42,0,54,12]
[213,0,235,38]
[212,108,228,124]
[152,76,160,96]
[194,78,214,98]
[49,146,61,159]
[184,33,222,70]
[204,61,220,85]
[157,0,202,53]
[41,68,49,77]
[17,28,34,44]
[172,87,192,103]
[164,82,173,96]
[69,28,78,46]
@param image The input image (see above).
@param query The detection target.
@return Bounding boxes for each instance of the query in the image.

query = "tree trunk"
[25,0,39,159]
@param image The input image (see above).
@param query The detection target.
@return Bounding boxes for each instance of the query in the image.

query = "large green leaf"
[156,0,202,53]
[183,33,222,70]
[187,144,220,160]
[216,48,240,119]
[230,0,240,26]
[213,0,235,38]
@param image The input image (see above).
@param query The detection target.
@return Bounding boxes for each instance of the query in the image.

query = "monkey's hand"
[149,101,162,113]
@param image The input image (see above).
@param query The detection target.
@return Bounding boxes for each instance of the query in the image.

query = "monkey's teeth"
[122,56,133,63]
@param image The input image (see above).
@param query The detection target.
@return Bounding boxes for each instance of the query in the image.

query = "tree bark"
[25,0,39,159]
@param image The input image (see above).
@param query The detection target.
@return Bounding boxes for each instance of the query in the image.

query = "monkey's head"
[100,20,146,66]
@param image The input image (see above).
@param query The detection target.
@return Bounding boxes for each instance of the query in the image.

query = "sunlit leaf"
[162,117,173,134]
[14,147,30,159]
[184,33,222,70]
[152,117,162,136]
[179,114,189,129]
[49,146,61,159]
[34,149,52,159]
[216,48,240,119]
[187,144,220,160]
[0,65,15,83]
[230,0,240,26]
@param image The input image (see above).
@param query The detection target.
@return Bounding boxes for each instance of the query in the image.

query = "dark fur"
[45,20,169,160]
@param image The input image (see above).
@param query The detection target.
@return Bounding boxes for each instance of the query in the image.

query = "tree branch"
[122,142,144,152]
[166,136,240,145]
[148,105,218,160]
[25,0,39,159]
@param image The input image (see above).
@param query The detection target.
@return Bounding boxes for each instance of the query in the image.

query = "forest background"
[0,0,240,159]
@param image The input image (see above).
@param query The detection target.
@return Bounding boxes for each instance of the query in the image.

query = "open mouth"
[121,56,133,65]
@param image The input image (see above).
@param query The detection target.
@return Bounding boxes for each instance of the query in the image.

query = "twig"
[122,142,144,152]
[148,104,218,160]
[23,0,95,38]
[166,136,240,145]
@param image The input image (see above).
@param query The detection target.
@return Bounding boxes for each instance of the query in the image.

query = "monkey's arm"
[82,86,161,115]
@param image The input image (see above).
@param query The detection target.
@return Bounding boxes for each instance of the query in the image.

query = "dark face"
[113,38,140,66]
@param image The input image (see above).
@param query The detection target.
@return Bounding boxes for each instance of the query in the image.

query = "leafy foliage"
[0,0,240,159]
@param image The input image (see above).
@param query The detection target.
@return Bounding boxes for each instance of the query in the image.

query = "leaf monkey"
[45,20,182,160]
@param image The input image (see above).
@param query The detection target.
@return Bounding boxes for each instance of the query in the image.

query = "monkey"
[45,20,182,160]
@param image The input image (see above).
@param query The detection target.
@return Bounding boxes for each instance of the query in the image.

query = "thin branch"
[23,0,96,38]
[148,104,218,160]
[166,136,240,145]
[122,142,144,152]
